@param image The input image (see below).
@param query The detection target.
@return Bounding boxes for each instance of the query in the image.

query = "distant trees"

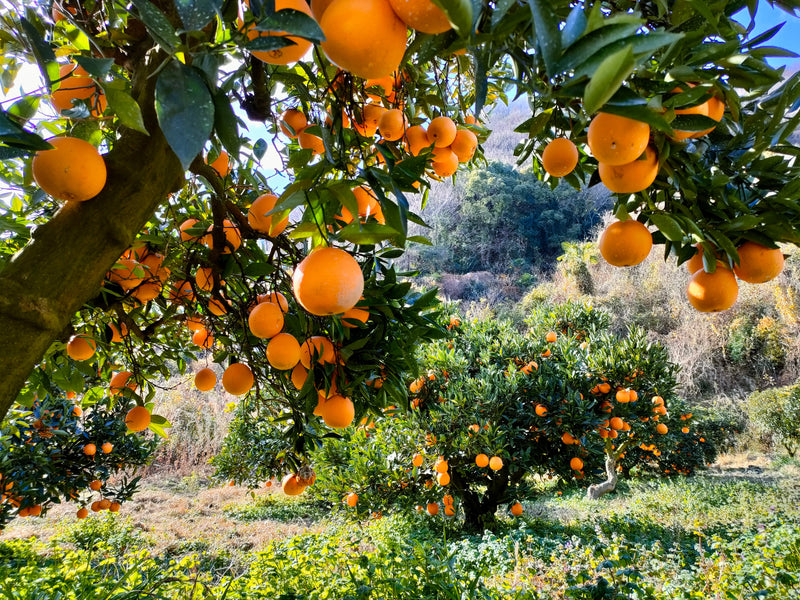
[747,385,800,457]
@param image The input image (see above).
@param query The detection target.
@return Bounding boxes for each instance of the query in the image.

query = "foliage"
[747,384,800,457]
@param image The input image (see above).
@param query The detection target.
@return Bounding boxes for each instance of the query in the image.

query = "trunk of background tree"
[586,453,618,500]
[453,468,510,532]
[0,54,184,422]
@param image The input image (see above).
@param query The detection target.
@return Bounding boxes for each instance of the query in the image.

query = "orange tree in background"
[0,0,797,522]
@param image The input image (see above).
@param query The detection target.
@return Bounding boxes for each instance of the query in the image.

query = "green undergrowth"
[223,490,331,523]
[0,474,798,599]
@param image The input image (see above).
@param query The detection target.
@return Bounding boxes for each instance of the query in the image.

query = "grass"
[0,456,798,599]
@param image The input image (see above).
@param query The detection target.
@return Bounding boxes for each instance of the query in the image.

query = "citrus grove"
[0,0,798,525]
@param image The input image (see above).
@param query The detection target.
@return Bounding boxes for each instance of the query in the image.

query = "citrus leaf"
[130,0,181,53]
[431,0,473,36]
[561,4,587,49]
[584,44,634,114]
[528,0,562,75]
[19,17,56,88]
[338,222,400,245]
[491,0,517,30]
[72,56,114,78]
[101,82,148,135]
[155,62,214,170]
[254,9,325,42]
[174,0,222,31]
[213,89,240,157]
[0,110,51,150]
[648,213,683,242]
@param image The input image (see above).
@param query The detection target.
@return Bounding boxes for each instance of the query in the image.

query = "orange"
[299,335,336,368]
[90,501,101,512]
[292,247,364,316]
[195,267,214,292]
[32,137,107,202]
[248,193,290,236]
[109,502,121,513]
[267,333,302,370]
[101,442,113,453]
[426,502,439,515]
[426,116,457,148]
[322,394,355,428]
[320,0,407,79]
[733,241,784,283]
[691,96,725,138]
[570,457,583,471]
[432,148,458,178]
[98,498,111,510]
[535,404,548,416]
[51,63,106,116]
[450,129,478,162]
[241,0,314,65]
[444,505,456,516]
[587,113,650,165]
[89,479,102,491]
[686,244,706,274]
[203,219,241,254]
[279,109,308,138]
[108,258,145,291]
[616,389,631,403]
[388,0,451,33]
[412,453,424,467]
[222,363,254,395]
[341,306,369,328]
[192,327,214,348]
[610,417,624,430]
[542,138,579,177]
[208,150,232,176]
[656,423,668,434]
[125,405,151,432]
[687,266,739,312]
[545,331,557,343]
[109,371,137,396]
[404,125,430,156]
[682,426,690,434]
[510,502,523,516]
[488,456,503,470]
[195,367,217,391]
[436,472,450,485]
[598,145,658,194]
[561,432,576,445]
[291,364,308,390]
[208,296,229,316]
[180,218,201,242]
[281,473,307,496]
[435,459,448,473]
[248,301,285,338]
[76,507,89,519]
[311,0,335,19]
[298,131,325,155]
[670,96,710,141]
[378,108,406,141]
[257,291,290,312]
[339,187,385,224]
[598,220,652,267]
[345,492,358,507]
[67,334,96,361]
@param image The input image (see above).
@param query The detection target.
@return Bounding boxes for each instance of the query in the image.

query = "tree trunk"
[0,54,184,421]
[586,453,618,500]
[453,467,510,532]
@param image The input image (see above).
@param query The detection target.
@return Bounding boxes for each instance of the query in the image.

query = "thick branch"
[0,54,184,421]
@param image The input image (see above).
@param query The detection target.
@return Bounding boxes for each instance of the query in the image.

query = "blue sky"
[744,1,800,69]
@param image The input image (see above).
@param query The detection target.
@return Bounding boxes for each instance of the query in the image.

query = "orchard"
[0,0,798,526]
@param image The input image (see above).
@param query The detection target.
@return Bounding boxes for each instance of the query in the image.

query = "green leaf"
[150,414,172,427]
[473,48,489,118]
[527,0,562,76]
[648,213,683,242]
[0,110,51,150]
[338,223,400,245]
[254,9,325,42]
[573,32,683,80]
[213,89,240,157]
[491,0,517,30]
[555,23,640,74]
[600,104,673,135]
[101,82,148,135]
[72,56,114,78]
[583,45,634,114]
[155,61,214,170]
[19,17,56,88]
[561,5,587,49]
[431,0,473,36]
[174,0,222,31]
[130,0,181,52]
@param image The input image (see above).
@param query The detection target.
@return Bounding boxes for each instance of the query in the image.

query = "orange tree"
[0,0,797,521]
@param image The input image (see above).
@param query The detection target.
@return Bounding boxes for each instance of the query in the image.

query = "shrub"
[747,384,800,457]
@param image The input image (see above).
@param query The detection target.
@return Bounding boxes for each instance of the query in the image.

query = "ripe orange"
[341,306,369,328]
[298,131,325,155]
[346,492,358,507]
[320,0,407,79]
[291,364,308,390]
[444,505,455,516]
[322,394,355,428]
[76,507,89,519]
[109,501,121,513]
[510,502,523,516]
[691,96,725,138]
[67,335,96,361]
[426,116,457,148]
[404,125,430,156]
[248,301,285,339]
[435,459,448,473]
[90,501,101,512]
[51,63,106,116]
[299,335,336,368]
[281,473,307,496]
[125,405,151,432]
[670,93,710,141]
[587,113,650,165]
[279,109,308,138]
[542,138,579,177]
[192,327,214,349]
[179,219,201,242]
[338,186,385,224]
[570,457,583,471]
[101,442,113,454]
[610,417,624,430]
[687,266,739,312]
[248,193,290,236]
[732,241,785,283]
[257,291,290,312]
[598,220,653,267]
[195,367,217,391]
[208,296,229,316]
[545,331,557,343]
[311,0,335,19]
[436,472,450,485]
[267,333,302,370]
[203,219,241,254]
[656,423,668,434]
[561,432,576,445]
[208,150,232,176]
[32,137,107,202]
[109,371,137,396]
[686,244,706,274]
[450,129,478,162]
[412,453,424,467]
[89,479,102,491]
[535,404,548,416]
[488,456,503,470]
[241,0,314,65]
[378,108,406,141]
[388,0,451,33]
[83,443,97,456]
[108,258,146,291]
[432,148,458,177]
[195,267,214,292]
[222,363,254,396]
[292,247,364,316]
[598,145,659,194]
[426,502,439,515]
[98,498,111,510]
